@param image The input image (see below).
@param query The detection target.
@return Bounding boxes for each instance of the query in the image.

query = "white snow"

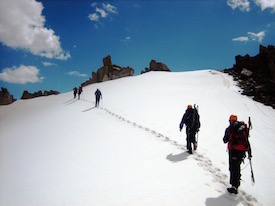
[0,70,274,206]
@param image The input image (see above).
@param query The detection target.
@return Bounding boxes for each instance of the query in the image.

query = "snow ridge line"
[79,98,258,206]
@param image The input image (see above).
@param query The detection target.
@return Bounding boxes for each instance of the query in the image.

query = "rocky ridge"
[141,60,171,74]
[21,90,60,100]
[0,87,15,105]
[222,45,275,108]
[81,55,134,87]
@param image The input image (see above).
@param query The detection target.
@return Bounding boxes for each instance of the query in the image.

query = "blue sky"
[0,0,274,99]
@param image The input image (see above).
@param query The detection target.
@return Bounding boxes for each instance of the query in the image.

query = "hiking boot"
[194,142,197,150]
[227,187,238,194]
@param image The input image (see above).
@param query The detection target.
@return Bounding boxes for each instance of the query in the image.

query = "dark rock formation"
[21,90,42,99]
[21,90,60,99]
[81,55,134,87]
[222,45,275,108]
[0,87,15,105]
[141,60,171,74]
[43,90,60,96]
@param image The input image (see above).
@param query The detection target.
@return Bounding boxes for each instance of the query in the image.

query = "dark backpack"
[191,108,200,132]
[185,108,200,132]
[231,121,249,151]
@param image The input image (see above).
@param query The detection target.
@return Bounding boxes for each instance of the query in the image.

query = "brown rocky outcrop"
[81,55,134,87]
[0,87,15,105]
[141,60,171,74]
[222,45,275,108]
[43,90,60,96]
[21,90,60,99]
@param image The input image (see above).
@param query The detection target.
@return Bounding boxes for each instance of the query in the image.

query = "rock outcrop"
[222,45,275,108]
[141,60,171,74]
[21,90,60,99]
[81,55,134,87]
[43,90,60,96]
[0,87,15,105]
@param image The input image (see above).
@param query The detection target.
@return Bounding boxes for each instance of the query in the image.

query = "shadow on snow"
[166,151,190,162]
[205,193,242,206]
[82,107,96,112]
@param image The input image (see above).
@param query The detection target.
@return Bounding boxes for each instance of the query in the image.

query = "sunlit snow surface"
[1,70,274,206]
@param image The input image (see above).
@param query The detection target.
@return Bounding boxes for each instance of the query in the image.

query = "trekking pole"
[248,116,252,130]
[248,116,255,185]
[194,104,199,149]
[249,158,255,185]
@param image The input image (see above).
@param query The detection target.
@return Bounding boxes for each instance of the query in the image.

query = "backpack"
[185,108,200,133]
[192,107,200,132]
[230,121,249,151]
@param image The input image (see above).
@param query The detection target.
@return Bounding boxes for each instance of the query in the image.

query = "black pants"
[229,149,245,188]
[95,97,100,107]
[186,129,195,152]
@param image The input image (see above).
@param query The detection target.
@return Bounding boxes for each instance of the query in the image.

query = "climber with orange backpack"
[223,115,252,194]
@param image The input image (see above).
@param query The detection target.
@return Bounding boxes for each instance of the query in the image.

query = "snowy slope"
[0,70,274,206]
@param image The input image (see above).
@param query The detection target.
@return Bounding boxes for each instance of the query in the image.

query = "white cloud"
[42,61,57,67]
[232,31,266,43]
[232,36,249,42]
[88,3,118,24]
[96,7,107,18]
[103,3,118,14]
[0,65,43,84]
[248,31,265,42]
[0,0,70,60]
[66,71,88,77]
[91,2,97,8]
[88,13,99,21]
[121,36,132,43]
[227,0,250,11]
[227,0,275,12]
[253,0,275,12]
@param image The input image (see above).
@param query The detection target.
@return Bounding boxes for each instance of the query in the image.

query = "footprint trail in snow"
[81,98,258,206]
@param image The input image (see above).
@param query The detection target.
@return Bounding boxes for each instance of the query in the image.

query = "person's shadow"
[82,107,96,112]
[205,193,241,206]
[166,151,189,162]
[64,99,78,105]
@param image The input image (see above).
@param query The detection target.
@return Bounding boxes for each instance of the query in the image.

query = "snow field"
[0,70,274,206]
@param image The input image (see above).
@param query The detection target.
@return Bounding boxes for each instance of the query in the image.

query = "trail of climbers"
[79,98,258,206]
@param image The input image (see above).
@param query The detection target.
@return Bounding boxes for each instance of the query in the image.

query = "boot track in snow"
[79,98,258,206]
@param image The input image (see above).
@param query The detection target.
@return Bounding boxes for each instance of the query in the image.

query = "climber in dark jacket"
[94,89,102,107]
[179,105,200,154]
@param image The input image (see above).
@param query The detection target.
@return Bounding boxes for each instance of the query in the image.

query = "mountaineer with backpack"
[94,89,102,107]
[179,104,200,154]
[223,115,252,194]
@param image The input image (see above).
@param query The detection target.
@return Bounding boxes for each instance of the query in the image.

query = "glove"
[179,122,183,132]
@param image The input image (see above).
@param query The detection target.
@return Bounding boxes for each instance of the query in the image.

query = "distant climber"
[73,87,77,99]
[95,89,102,107]
[78,86,82,100]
